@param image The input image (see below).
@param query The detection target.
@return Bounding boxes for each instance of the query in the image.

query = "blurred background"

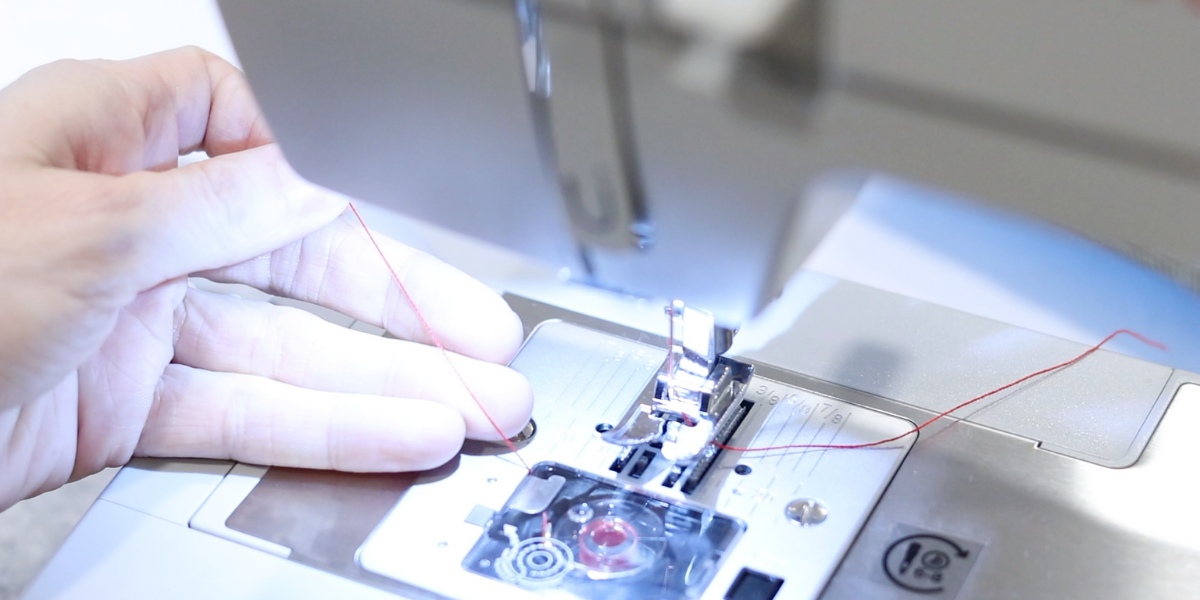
[3,1,1199,598]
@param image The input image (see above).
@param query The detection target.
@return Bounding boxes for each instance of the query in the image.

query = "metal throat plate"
[356,320,916,599]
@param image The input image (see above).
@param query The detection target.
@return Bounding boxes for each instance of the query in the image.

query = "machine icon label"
[881,528,983,596]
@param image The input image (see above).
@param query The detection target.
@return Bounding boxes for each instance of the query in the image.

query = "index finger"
[199,212,526,365]
[117,46,273,158]
[0,46,269,174]
[0,48,349,293]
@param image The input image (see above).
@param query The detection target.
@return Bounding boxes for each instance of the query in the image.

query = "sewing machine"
[22,1,1200,599]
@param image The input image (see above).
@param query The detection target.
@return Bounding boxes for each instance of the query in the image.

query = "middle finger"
[172,287,533,440]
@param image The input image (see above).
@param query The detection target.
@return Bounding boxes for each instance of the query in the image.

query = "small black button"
[725,568,784,600]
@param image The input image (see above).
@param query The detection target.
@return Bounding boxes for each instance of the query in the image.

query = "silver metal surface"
[216,0,811,327]
[604,301,750,462]
[223,469,413,569]
[357,319,915,599]
[219,0,1200,324]
[217,0,581,269]
[602,301,712,452]
[785,499,828,527]
[664,301,717,409]
[736,272,1175,467]
[73,292,1200,600]
[600,403,662,446]
[499,292,1200,599]
[509,419,538,444]
[818,383,1200,600]
[536,4,653,250]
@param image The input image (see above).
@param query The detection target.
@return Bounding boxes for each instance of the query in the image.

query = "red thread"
[715,329,1165,453]
[349,203,531,473]
[346,209,1166,462]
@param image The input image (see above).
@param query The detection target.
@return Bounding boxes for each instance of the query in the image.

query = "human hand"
[0,47,532,510]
